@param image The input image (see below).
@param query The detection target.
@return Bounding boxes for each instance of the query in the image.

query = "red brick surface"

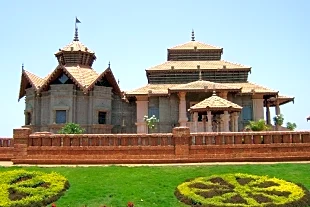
[5,128,310,164]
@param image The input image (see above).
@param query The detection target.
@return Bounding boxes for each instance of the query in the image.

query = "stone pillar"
[135,96,148,134]
[229,113,235,132]
[219,115,224,132]
[275,98,280,115]
[252,98,264,121]
[275,98,281,131]
[193,112,198,132]
[233,112,239,132]
[173,127,190,156]
[265,100,271,125]
[222,111,230,132]
[207,111,213,132]
[178,92,188,127]
[12,128,31,163]
[202,115,206,132]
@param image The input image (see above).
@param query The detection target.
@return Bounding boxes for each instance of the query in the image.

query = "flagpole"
[74,17,79,41]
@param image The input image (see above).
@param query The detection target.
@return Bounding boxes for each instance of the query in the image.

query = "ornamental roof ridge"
[169,40,222,50]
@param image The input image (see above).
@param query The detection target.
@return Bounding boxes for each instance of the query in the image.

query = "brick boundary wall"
[2,127,310,164]
[0,138,14,161]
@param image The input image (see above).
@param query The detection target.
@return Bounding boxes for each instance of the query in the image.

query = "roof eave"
[146,68,251,72]
[189,107,242,113]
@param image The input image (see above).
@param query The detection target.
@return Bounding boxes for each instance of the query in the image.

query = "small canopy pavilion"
[189,92,242,132]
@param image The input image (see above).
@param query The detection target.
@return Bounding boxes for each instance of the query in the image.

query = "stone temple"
[19,28,294,134]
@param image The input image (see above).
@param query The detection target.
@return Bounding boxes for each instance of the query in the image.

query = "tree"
[286,122,297,131]
[58,123,86,134]
[245,119,271,131]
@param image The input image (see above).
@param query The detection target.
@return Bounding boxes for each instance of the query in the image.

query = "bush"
[175,173,310,207]
[0,170,69,207]
[58,123,85,134]
[245,119,270,131]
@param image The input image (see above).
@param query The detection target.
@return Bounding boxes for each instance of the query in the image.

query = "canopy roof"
[168,80,241,93]
[189,93,242,112]
[126,84,179,96]
[224,82,278,95]
[266,95,295,107]
[126,81,277,97]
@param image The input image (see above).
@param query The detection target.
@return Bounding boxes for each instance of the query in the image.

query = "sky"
[0,0,309,137]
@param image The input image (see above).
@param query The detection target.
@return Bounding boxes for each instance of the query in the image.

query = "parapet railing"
[190,131,310,145]
[0,138,14,147]
[28,133,174,147]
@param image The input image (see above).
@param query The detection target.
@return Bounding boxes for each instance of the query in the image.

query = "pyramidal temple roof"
[169,30,222,50]
[55,40,94,55]
[190,93,242,112]
[19,65,121,100]
[169,41,222,50]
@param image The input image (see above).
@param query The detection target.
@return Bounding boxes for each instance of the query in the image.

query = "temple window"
[98,111,107,124]
[242,105,253,122]
[55,110,67,124]
[58,74,69,84]
[148,107,159,118]
[51,73,73,85]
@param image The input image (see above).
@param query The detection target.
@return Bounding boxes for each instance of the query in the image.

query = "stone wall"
[233,95,253,130]
[111,95,136,134]
[24,84,117,134]
[0,138,14,161]
[159,94,179,132]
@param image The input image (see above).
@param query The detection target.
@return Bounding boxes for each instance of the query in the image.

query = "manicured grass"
[0,163,310,207]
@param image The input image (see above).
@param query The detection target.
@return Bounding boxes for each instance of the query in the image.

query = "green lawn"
[1,163,310,207]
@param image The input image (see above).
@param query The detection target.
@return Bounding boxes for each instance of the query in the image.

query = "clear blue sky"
[0,0,309,137]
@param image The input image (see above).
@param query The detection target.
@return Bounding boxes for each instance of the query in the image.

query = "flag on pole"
[76,17,81,24]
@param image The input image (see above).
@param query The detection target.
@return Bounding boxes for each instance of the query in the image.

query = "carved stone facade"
[23,84,134,133]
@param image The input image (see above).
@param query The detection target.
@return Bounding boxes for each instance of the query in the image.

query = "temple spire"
[191,29,195,41]
[74,17,81,41]
[21,63,24,71]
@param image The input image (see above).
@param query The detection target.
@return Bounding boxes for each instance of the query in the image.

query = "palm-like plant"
[245,119,271,131]
[286,122,297,131]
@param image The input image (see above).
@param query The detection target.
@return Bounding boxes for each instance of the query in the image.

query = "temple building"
[125,30,294,133]
[18,27,294,134]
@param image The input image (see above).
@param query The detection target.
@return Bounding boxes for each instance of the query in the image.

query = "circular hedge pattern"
[175,173,310,207]
[0,170,69,207]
